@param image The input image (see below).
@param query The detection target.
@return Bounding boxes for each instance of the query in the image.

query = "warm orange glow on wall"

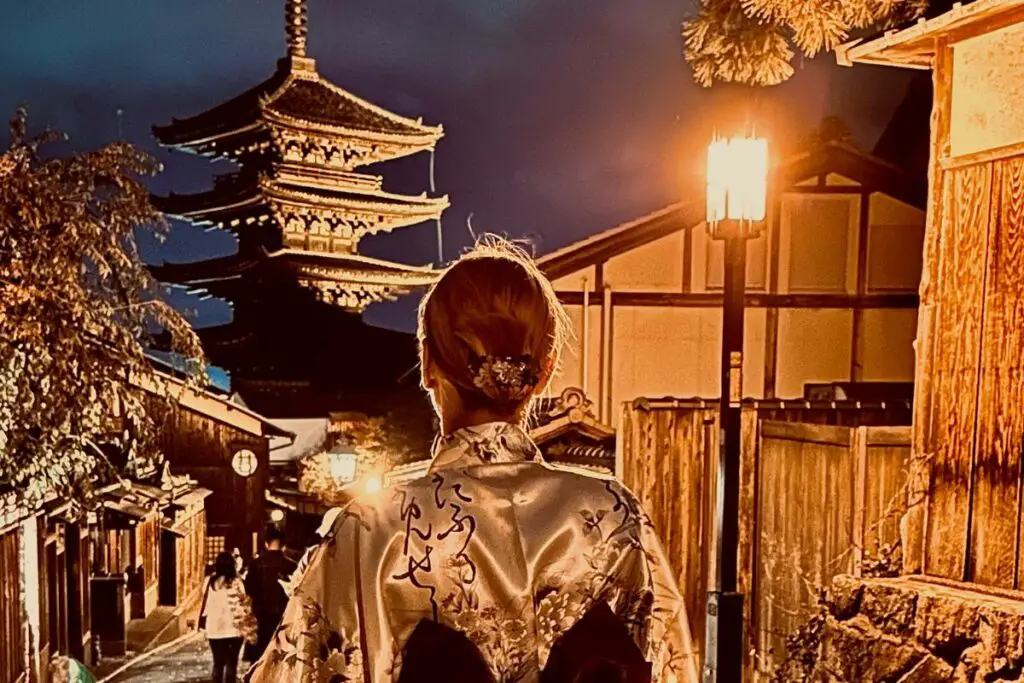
[706,136,769,225]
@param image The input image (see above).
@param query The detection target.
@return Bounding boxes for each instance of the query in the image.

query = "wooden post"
[904,37,952,576]
[737,407,759,679]
[850,194,871,383]
[852,426,868,577]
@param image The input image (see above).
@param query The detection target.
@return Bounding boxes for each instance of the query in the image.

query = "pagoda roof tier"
[152,57,443,167]
[153,248,440,313]
[153,168,448,249]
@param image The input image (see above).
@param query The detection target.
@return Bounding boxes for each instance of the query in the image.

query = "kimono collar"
[428,421,543,474]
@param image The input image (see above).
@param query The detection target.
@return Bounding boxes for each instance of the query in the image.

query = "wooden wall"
[620,401,911,677]
[148,397,269,561]
[908,28,1024,587]
[550,177,924,427]
[0,525,26,683]
[175,509,207,605]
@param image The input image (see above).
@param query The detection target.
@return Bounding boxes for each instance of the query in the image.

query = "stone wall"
[811,576,1024,682]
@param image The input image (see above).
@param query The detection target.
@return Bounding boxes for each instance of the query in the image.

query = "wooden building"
[539,137,927,427]
[89,469,211,658]
[1,500,34,683]
[530,388,616,474]
[838,0,1024,588]
[138,371,289,562]
[147,0,444,449]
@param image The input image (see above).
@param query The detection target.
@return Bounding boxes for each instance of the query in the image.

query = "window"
[784,195,855,293]
[205,536,225,567]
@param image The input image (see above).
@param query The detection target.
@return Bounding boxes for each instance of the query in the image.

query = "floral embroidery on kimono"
[246,422,697,683]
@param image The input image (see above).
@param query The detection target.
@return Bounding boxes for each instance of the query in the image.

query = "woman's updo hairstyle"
[418,237,570,416]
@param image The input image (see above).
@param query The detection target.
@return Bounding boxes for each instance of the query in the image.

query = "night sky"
[1,0,916,332]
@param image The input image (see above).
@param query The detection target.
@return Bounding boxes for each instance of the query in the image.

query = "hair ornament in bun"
[470,354,540,401]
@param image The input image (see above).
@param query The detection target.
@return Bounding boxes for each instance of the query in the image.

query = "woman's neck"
[441,408,521,436]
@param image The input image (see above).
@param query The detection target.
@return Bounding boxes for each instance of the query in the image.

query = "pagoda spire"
[285,0,309,58]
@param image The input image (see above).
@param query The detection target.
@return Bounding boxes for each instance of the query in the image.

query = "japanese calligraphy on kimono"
[247,422,698,683]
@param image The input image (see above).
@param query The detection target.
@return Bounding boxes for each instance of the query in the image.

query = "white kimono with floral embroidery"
[247,422,698,683]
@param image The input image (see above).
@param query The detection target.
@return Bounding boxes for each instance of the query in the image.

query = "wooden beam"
[906,35,952,577]
[682,226,693,293]
[556,291,918,309]
[763,196,783,398]
[788,185,871,196]
[852,426,868,577]
[941,139,1024,172]
[945,3,1024,45]
[851,192,872,382]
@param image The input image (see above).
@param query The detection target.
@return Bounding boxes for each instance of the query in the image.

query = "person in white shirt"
[199,552,255,683]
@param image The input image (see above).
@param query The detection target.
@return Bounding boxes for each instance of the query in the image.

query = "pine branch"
[682,0,929,87]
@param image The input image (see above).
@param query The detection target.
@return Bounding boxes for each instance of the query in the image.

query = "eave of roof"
[836,0,1024,69]
[538,202,701,280]
[135,369,293,439]
[153,58,442,149]
[539,142,924,279]
[153,173,449,220]
[151,248,439,290]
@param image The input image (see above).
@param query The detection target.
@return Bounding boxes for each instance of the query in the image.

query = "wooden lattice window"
[206,536,225,567]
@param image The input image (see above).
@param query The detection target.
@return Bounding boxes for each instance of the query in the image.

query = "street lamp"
[327,446,358,485]
[704,134,768,683]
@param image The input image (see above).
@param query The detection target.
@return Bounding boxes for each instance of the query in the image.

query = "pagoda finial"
[285,0,309,57]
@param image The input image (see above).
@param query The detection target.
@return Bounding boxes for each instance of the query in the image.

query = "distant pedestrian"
[243,526,297,662]
[232,547,245,577]
[199,552,257,683]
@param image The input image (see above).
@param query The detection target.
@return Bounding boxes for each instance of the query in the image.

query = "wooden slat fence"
[620,401,911,679]
[620,407,716,665]
[754,422,910,674]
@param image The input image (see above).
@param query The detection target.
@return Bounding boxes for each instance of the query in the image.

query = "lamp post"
[703,134,768,683]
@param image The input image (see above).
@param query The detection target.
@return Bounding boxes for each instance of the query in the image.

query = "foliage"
[803,115,855,149]
[861,539,902,579]
[682,0,930,87]
[769,590,828,683]
[0,108,204,504]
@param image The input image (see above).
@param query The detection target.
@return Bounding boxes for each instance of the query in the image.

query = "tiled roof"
[153,59,441,148]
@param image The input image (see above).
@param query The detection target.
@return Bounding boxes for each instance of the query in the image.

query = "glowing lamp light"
[706,135,768,234]
[269,509,285,523]
[363,474,383,495]
[327,448,358,484]
[231,449,258,478]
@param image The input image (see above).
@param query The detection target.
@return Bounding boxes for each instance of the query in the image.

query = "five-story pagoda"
[151,0,447,432]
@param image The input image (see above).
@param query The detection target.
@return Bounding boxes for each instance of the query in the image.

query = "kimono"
[247,421,697,683]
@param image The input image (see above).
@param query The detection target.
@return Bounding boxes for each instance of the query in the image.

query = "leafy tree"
[683,0,930,87]
[0,108,204,504]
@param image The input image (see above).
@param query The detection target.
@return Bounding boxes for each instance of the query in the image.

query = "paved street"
[106,634,248,683]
